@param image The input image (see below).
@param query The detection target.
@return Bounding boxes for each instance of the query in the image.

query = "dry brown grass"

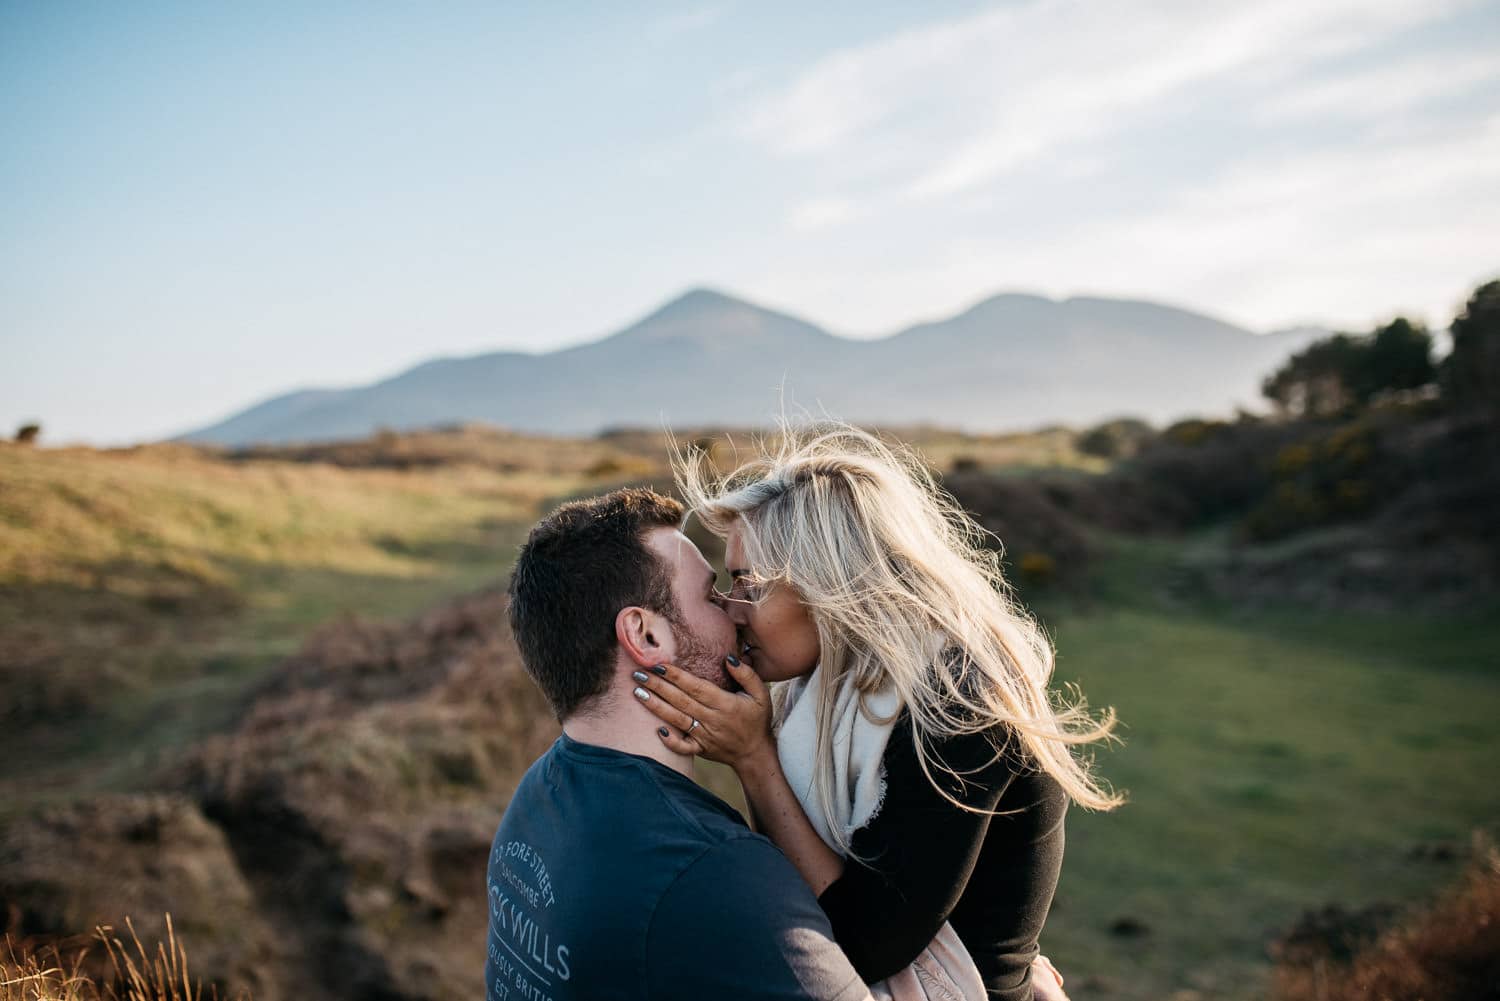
[1,916,234,1001]
[1271,838,1500,1001]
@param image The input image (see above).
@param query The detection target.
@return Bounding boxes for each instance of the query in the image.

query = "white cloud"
[736,0,1486,218]
[739,12,981,156]
[1254,47,1500,123]
[788,197,862,233]
[748,112,1500,336]
[646,3,731,45]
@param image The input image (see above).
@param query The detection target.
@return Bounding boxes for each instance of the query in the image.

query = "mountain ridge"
[179,288,1327,445]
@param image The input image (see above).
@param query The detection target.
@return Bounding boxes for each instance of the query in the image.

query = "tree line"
[1263,278,1498,419]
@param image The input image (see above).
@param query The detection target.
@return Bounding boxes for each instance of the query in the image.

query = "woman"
[632,423,1123,1001]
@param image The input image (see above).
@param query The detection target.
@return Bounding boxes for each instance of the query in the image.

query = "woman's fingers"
[724,654,768,701]
[632,669,711,721]
[631,657,773,769]
[633,678,701,733]
[630,673,710,756]
[655,725,702,757]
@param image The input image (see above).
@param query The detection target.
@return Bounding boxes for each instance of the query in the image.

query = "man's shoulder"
[500,736,761,865]
[524,744,799,917]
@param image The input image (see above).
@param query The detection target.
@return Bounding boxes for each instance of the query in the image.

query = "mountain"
[180,288,1326,445]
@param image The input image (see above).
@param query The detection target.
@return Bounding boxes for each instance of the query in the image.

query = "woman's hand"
[1031,954,1069,1001]
[631,656,775,774]
[635,654,846,897]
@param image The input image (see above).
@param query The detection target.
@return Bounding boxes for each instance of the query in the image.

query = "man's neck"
[561,690,695,778]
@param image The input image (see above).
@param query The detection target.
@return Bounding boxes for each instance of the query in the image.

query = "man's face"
[643,527,738,688]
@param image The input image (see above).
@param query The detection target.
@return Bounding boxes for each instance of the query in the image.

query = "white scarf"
[776,664,901,849]
[776,664,990,1001]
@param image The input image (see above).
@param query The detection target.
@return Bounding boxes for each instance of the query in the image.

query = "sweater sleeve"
[816,714,1021,983]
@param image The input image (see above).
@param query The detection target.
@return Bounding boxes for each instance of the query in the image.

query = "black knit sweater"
[815,711,1068,1001]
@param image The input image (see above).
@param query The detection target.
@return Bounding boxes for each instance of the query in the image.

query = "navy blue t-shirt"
[485,733,869,1001]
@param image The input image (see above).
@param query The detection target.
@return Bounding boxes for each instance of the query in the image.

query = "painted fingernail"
[657,727,669,738]
[726,654,741,666]
[632,671,649,683]
[651,665,667,676]
[633,687,649,701]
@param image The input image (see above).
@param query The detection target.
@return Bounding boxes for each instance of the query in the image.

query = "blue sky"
[3,0,1498,444]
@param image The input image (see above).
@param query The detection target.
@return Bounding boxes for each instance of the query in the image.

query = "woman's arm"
[734,742,846,896]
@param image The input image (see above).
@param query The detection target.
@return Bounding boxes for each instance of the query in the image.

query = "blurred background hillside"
[3,2,1499,1000]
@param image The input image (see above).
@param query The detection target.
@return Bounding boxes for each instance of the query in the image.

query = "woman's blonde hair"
[675,421,1123,852]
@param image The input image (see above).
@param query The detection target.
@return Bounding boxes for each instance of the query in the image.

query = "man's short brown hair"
[507,488,686,720]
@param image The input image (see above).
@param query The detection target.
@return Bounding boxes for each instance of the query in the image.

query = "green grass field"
[1035,534,1500,1000]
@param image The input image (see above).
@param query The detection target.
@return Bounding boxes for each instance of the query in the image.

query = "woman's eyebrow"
[728,568,751,579]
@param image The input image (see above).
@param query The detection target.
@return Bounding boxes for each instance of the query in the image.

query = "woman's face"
[723,522,820,683]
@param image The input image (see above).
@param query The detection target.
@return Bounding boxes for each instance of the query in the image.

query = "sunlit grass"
[0,443,569,594]
[1,915,216,1001]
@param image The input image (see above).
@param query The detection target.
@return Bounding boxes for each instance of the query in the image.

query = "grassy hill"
[0,433,610,809]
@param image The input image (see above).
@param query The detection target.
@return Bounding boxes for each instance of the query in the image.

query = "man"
[488,487,872,1001]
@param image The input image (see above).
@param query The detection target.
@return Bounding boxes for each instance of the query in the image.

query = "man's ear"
[615,606,671,667]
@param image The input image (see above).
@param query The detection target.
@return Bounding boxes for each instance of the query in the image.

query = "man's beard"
[665,615,731,690]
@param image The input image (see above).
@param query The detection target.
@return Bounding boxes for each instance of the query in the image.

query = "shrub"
[1118,419,1306,527]
[1272,839,1500,1001]
[1332,479,1369,513]
[585,457,625,478]
[1077,418,1153,460]
[1075,428,1114,458]
[1273,443,1314,478]
[949,455,981,474]
[940,472,1091,590]
[1242,424,1381,542]
[1441,278,1500,414]
[1017,552,1056,587]
[1162,418,1230,447]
